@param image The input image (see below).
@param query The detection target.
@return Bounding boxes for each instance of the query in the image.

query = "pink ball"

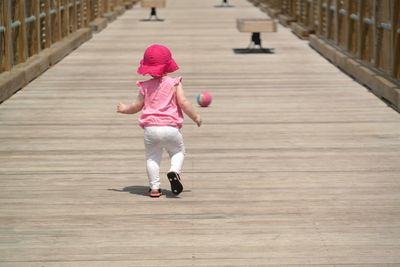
[196,91,212,107]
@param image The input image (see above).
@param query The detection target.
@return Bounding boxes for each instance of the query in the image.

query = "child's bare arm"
[176,83,202,127]
[117,94,144,114]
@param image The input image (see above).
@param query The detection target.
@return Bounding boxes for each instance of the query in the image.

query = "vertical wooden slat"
[337,0,343,46]
[91,0,96,21]
[61,0,69,37]
[374,0,389,74]
[44,0,51,48]
[360,0,374,63]
[71,0,77,32]
[393,0,400,79]
[85,0,91,25]
[357,0,364,58]
[54,0,62,42]
[310,0,317,32]
[326,0,333,40]
[77,0,82,28]
[317,0,321,33]
[317,0,325,38]
[344,0,351,51]
[104,0,110,13]
[333,0,339,45]
[372,0,379,68]
[385,0,392,75]
[32,0,41,55]
[352,0,359,55]
[16,0,28,64]
[3,0,13,71]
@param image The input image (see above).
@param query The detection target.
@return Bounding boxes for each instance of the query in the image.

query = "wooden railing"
[0,0,135,74]
[250,0,400,110]
[0,0,138,103]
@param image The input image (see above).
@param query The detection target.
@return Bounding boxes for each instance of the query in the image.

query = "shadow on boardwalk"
[108,186,191,198]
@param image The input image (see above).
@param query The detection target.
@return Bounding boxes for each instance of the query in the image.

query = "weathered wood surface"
[1,0,400,266]
[141,0,166,8]
[237,18,277,32]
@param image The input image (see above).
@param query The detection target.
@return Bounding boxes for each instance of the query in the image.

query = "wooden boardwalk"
[1,0,400,266]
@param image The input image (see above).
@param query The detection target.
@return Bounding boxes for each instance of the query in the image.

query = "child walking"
[117,44,202,198]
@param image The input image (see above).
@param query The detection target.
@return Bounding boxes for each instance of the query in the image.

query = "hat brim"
[137,59,179,76]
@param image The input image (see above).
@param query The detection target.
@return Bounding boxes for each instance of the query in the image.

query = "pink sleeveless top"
[137,76,183,128]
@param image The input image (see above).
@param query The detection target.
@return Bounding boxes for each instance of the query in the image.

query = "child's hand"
[117,102,128,114]
[195,114,202,127]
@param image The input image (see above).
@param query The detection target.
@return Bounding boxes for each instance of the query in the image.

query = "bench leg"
[233,32,274,54]
[250,32,262,48]
[215,0,233,8]
[145,7,164,21]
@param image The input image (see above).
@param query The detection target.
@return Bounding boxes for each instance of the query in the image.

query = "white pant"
[144,126,185,189]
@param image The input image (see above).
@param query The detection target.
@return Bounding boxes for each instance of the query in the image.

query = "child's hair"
[137,44,179,77]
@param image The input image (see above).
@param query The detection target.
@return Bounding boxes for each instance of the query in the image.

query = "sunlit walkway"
[1,0,400,266]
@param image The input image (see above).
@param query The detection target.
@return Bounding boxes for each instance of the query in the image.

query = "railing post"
[309,0,316,32]
[357,0,364,59]
[372,0,379,67]
[344,0,350,51]
[32,0,41,55]
[333,0,339,45]
[61,0,70,37]
[43,0,52,48]
[71,0,78,32]
[326,0,333,40]
[81,0,89,27]
[391,0,399,79]
[318,0,326,37]
[15,0,28,64]
[104,0,110,13]
[76,0,82,28]
[54,0,62,42]
[2,0,13,71]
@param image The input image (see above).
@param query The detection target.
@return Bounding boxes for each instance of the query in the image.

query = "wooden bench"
[234,19,277,54]
[141,0,166,21]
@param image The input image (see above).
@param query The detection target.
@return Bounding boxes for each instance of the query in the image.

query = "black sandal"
[167,172,183,195]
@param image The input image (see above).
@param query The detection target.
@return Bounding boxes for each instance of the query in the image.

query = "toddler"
[117,44,202,197]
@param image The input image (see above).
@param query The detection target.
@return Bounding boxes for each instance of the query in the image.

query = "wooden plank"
[53,0,62,42]
[2,0,12,71]
[43,0,52,48]
[236,18,277,32]
[344,0,351,51]
[31,0,41,55]
[15,0,28,64]
[333,0,339,44]
[70,0,78,33]
[61,0,70,38]
[316,0,323,36]
[141,0,166,8]
[357,0,364,59]
[372,0,379,68]
[83,0,91,27]
[391,0,399,79]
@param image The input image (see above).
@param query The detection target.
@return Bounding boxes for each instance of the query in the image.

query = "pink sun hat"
[137,44,179,77]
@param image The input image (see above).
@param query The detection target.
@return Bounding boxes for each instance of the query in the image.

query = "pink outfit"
[137,76,183,128]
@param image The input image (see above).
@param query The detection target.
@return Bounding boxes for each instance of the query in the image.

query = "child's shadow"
[108,186,189,198]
